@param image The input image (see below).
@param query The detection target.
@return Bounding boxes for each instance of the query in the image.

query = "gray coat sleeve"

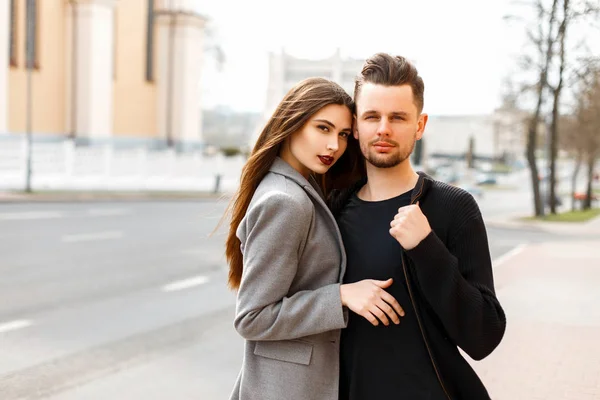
[234,191,347,341]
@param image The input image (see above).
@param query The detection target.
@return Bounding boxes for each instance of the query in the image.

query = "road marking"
[0,319,33,334]
[0,211,63,221]
[61,231,124,243]
[493,243,528,268]
[87,208,131,217]
[162,275,209,292]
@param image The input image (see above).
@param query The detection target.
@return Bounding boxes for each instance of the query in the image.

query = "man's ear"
[353,115,359,140]
[416,113,428,140]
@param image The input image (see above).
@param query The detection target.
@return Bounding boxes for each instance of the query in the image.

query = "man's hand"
[389,201,432,250]
[340,279,405,326]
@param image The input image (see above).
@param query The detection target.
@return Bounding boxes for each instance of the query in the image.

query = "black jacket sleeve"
[405,213,506,360]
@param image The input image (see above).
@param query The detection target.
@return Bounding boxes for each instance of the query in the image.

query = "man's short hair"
[354,53,425,113]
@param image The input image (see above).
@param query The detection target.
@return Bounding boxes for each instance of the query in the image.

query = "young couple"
[224,53,506,400]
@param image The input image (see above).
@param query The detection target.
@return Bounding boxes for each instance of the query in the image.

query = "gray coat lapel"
[269,158,347,281]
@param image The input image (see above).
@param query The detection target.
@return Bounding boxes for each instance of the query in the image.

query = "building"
[491,105,529,162]
[259,49,527,165]
[202,107,261,150]
[424,109,528,165]
[264,49,364,117]
[253,49,364,146]
[0,0,206,149]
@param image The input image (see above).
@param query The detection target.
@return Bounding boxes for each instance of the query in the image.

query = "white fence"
[0,138,245,193]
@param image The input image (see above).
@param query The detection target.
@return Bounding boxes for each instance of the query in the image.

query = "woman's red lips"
[318,155,334,166]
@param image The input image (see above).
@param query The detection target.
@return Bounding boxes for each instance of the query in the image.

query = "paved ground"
[1,199,598,399]
[470,239,600,400]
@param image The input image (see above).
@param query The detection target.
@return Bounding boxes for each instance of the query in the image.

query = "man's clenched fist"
[389,201,432,250]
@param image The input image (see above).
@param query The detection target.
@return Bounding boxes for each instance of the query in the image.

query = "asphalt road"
[0,196,582,399]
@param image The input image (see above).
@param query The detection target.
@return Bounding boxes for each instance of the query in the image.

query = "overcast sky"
[195,0,554,116]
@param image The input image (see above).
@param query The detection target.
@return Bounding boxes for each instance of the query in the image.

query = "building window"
[145,0,155,81]
[9,0,17,66]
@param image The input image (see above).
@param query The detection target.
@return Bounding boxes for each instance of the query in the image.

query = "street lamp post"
[24,0,35,192]
[166,11,175,148]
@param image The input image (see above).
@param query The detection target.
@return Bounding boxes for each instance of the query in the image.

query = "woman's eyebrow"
[313,119,335,128]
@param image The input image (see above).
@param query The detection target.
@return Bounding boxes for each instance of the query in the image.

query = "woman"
[225,77,403,400]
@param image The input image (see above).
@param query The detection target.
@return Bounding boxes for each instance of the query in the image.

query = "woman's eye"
[318,125,330,132]
[339,132,349,139]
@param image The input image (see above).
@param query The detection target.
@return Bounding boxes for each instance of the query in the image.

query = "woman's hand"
[340,279,405,326]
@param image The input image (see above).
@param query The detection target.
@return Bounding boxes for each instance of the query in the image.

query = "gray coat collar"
[269,157,325,201]
[269,157,346,281]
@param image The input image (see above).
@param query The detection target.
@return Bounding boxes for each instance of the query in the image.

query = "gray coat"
[229,157,348,400]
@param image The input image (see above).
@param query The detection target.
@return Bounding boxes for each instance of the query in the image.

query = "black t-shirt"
[337,190,446,400]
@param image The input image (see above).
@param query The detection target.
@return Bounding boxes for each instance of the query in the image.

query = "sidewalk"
[38,240,600,400]
[469,239,600,400]
[40,240,600,400]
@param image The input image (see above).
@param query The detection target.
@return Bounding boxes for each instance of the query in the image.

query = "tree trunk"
[527,0,559,217]
[549,97,559,214]
[549,0,569,214]
[584,155,596,210]
[571,153,581,211]
[527,119,544,216]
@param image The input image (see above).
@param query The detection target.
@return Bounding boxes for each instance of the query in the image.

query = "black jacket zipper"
[403,179,452,400]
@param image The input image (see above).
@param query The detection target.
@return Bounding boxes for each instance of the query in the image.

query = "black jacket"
[330,172,506,400]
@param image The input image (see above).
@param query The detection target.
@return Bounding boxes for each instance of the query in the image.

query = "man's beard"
[360,135,416,169]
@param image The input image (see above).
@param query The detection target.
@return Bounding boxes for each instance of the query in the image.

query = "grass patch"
[522,208,600,223]
[490,164,513,174]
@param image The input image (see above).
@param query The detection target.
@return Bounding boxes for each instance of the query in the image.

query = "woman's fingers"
[364,311,379,326]
[370,305,390,326]
[381,291,405,318]
[372,301,397,325]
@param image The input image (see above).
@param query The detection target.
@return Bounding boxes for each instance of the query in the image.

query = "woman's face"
[281,104,352,178]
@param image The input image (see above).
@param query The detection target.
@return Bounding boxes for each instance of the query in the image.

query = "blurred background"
[0,0,599,399]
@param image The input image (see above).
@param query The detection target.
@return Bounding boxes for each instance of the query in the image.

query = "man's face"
[354,83,427,168]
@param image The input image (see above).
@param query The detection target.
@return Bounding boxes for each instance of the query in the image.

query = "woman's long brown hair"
[224,77,358,290]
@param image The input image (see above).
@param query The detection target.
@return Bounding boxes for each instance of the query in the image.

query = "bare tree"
[519,0,559,217]
[547,0,600,213]
[509,0,600,216]
[558,58,600,210]
[558,115,583,210]
[578,71,600,209]
[547,0,569,213]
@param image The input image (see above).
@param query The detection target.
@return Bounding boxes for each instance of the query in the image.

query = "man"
[332,53,506,399]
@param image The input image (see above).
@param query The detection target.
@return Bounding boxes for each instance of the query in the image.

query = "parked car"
[573,192,599,203]
[476,173,497,186]
[458,184,483,199]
